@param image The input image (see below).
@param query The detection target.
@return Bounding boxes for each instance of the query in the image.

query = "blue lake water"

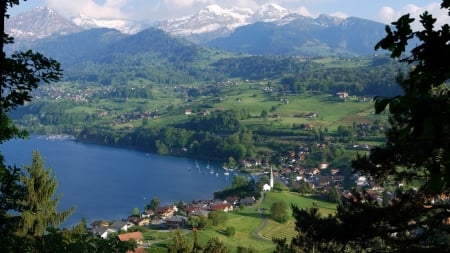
[0,136,235,227]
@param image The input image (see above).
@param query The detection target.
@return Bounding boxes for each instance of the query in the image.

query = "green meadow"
[145,191,337,252]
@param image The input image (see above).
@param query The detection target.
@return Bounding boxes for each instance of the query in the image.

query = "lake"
[0,136,236,227]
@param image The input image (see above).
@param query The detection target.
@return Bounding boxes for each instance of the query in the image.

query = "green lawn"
[257,191,338,242]
[143,191,337,252]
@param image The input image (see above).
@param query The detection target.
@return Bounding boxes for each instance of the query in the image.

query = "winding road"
[252,192,272,241]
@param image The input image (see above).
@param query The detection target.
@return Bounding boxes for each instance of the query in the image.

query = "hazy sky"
[9,0,450,26]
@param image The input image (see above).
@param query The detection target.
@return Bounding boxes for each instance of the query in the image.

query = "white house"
[92,227,115,239]
[110,220,134,232]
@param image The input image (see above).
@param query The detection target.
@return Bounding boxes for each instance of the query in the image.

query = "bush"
[225,226,235,237]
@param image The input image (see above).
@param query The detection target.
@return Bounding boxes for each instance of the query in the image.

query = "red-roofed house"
[118,231,143,244]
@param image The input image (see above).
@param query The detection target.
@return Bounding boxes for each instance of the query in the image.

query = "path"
[252,192,271,241]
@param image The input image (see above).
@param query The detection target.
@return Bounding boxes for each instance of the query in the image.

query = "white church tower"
[263,166,275,191]
[270,166,274,188]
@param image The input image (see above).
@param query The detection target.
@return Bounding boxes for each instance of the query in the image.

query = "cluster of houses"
[90,196,257,247]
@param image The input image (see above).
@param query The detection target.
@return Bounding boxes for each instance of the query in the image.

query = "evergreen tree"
[17,151,74,239]
[203,237,230,253]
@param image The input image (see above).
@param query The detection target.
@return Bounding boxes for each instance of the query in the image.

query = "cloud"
[378,3,450,30]
[293,6,315,17]
[45,0,128,19]
[330,11,348,19]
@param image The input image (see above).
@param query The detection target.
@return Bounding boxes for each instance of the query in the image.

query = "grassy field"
[144,191,337,252]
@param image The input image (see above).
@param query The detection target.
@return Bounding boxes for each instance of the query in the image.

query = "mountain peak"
[253,3,289,22]
[6,6,81,41]
[158,3,294,41]
[71,14,143,34]
[204,4,226,14]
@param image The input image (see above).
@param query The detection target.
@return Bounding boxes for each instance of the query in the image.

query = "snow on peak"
[159,4,253,37]
[71,14,142,34]
[204,4,226,15]
[253,3,290,22]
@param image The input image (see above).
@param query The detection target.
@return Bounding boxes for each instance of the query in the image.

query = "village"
[88,154,387,253]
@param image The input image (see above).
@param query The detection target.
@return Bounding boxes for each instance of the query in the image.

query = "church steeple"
[270,166,274,188]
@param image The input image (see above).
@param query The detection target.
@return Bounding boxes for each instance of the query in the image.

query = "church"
[263,167,274,191]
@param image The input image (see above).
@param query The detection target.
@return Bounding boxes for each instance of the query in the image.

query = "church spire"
[270,166,274,188]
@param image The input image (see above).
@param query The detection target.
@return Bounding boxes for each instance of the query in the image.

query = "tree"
[0,154,25,251]
[1,1,62,134]
[277,1,450,252]
[146,196,160,211]
[231,175,249,189]
[131,207,140,217]
[17,151,74,239]
[203,237,230,253]
[270,201,289,223]
[168,230,191,253]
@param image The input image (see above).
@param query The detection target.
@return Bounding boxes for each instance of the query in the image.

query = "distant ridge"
[6,3,387,57]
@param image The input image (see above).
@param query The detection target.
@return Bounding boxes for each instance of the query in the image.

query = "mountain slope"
[207,15,386,56]
[5,6,82,42]
[28,27,230,84]
[158,3,292,43]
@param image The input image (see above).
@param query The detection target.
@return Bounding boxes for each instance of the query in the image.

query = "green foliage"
[203,237,230,253]
[145,196,160,211]
[282,2,450,252]
[187,215,210,230]
[132,207,140,216]
[273,181,289,192]
[232,175,250,189]
[17,151,75,238]
[224,226,236,237]
[168,230,192,253]
[1,2,131,252]
[214,176,257,199]
[270,201,289,223]
[1,50,62,112]
[209,211,228,226]
[236,245,257,253]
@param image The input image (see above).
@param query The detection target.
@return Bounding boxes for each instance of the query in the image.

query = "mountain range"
[5,3,388,57]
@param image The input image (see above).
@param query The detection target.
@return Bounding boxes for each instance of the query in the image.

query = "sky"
[8,0,450,27]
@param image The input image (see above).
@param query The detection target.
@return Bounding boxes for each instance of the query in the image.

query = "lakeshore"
[0,136,236,227]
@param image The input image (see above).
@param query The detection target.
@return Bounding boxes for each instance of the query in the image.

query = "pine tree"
[17,151,74,239]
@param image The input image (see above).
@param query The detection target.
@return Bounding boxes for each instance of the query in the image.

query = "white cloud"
[162,0,219,9]
[330,11,348,19]
[378,3,450,30]
[378,6,397,24]
[293,6,315,17]
[45,0,128,19]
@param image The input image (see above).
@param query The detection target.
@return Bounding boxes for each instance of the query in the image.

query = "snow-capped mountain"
[5,3,387,56]
[158,3,295,42]
[72,14,145,34]
[6,6,145,42]
[158,4,253,39]
[251,3,290,22]
[5,6,82,41]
